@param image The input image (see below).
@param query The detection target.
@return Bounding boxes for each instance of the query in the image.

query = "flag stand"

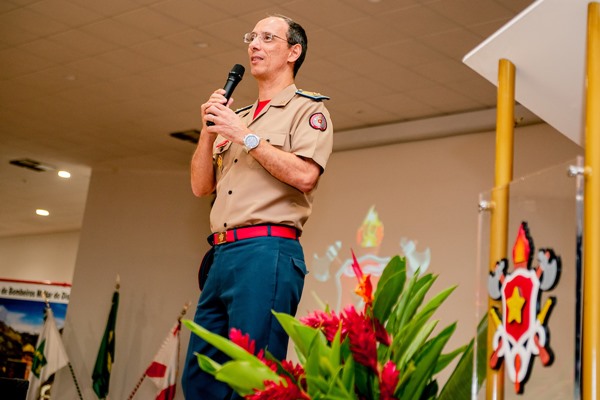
[126,302,190,400]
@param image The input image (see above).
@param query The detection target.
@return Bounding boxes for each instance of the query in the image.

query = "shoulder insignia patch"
[296,89,330,101]
[235,104,253,114]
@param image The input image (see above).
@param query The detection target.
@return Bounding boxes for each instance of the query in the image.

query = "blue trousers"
[182,236,307,399]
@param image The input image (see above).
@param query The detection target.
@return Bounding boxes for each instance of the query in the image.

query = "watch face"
[245,134,259,149]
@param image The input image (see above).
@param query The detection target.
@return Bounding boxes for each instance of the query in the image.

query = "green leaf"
[412,286,456,327]
[438,316,488,400]
[195,353,221,375]
[398,274,436,329]
[395,320,438,370]
[420,379,439,400]
[373,267,406,325]
[399,323,456,399]
[273,311,321,359]
[183,319,282,393]
[434,344,467,374]
[215,360,282,395]
[390,271,421,332]
[183,320,259,364]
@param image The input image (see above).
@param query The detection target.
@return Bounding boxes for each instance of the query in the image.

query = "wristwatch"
[243,133,260,153]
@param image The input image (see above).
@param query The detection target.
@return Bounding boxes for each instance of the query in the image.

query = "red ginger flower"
[351,249,373,308]
[245,376,310,400]
[281,360,305,382]
[342,305,378,372]
[374,318,392,347]
[230,328,256,355]
[229,328,274,369]
[379,361,400,400]
[300,310,345,342]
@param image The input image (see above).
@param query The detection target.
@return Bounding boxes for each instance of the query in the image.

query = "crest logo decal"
[488,221,561,393]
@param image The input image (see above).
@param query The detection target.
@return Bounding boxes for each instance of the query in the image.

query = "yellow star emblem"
[506,287,526,324]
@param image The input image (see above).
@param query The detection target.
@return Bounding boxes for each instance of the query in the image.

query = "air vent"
[170,129,200,144]
[9,158,55,172]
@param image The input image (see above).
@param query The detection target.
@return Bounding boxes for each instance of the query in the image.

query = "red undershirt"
[254,100,270,119]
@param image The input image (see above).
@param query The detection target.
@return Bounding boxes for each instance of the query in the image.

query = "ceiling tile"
[0,7,69,37]
[27,0,103,27]
[378,4,459,37]
[0,47,56,79]
[150,0,230,27]
[67,0,141,17]
[405,85,482,113]
[82,18,154,46]
[20,38,88,64]
[95,48,163,73]
[48,29,121,56]
[427,0,513,27]
[410,58,477,85]
[130,38,202,65]
[327,16,409,50]
[114,7,187,37]
[371,39,446,67]
[418,28,482,59]
[0,24,40,46]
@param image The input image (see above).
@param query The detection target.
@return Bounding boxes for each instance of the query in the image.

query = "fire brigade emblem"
[488,221,561,394]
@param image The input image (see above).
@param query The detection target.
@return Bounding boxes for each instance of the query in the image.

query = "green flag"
[92,289,119,399]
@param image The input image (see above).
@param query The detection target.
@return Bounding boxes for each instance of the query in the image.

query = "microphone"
[207,64,245,126]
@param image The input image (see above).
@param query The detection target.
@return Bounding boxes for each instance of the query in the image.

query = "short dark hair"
[272,14,307,77]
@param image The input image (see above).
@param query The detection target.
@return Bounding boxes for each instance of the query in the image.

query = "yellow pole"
[487,58,515,400]
[583,3,600,400]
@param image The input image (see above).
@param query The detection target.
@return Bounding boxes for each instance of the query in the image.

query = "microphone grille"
[230,64,245,79]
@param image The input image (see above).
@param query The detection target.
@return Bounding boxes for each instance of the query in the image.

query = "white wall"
[0,231,79,282]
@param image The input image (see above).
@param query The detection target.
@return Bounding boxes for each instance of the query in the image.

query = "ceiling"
[0,0,534,238]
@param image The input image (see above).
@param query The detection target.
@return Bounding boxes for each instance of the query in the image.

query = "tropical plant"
[184,252,486,399]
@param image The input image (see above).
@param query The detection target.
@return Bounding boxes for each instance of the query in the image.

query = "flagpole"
[40,292,85,400]
[125,302,191,400]
[67,362,85,400]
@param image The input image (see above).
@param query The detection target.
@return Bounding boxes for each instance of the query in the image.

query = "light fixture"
[170,129,200,144]
[36,209,50,216]
[9,158,55,172]
[58,170,71,179]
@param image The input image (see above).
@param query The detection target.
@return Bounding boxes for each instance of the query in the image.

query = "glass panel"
[475,157,581,399]
[474,190,493,399]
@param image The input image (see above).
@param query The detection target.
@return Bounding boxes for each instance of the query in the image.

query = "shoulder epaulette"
[235,104,253,114]
[296,89,330,101]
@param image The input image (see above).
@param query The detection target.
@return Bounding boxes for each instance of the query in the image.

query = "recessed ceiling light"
[58,170,71,179]
[36,209,50,216]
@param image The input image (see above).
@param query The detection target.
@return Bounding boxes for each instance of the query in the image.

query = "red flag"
[145,322,180,400]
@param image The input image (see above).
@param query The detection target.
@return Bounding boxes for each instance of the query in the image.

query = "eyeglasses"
[243,31,289,44]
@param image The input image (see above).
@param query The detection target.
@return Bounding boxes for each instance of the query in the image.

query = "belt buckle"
[215,231,227,245]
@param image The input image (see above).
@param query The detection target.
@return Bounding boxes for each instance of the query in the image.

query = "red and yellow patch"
[309,112,327,131]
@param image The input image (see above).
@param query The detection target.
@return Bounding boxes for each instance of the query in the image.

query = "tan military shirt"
[210,84,333,233]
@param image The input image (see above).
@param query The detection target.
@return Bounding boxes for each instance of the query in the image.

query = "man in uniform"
[182,14,333,399]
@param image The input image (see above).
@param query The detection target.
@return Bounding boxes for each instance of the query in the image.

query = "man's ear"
[288,43,302,63]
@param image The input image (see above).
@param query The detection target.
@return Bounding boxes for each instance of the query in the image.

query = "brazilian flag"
[92,289,119,399]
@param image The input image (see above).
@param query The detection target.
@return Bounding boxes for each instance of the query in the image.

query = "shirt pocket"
[214,139,233,178]
[262,131,287,149]
[246,131,288,169]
